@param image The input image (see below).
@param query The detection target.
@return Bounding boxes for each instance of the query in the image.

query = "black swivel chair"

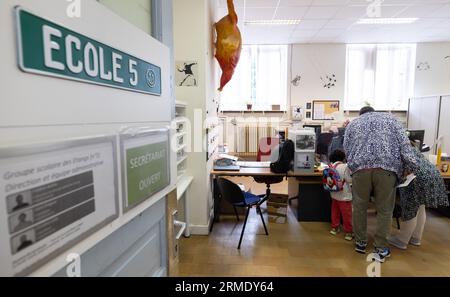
[216,178,269,249]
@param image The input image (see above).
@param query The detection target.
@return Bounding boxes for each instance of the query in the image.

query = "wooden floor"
[172,177,450,277]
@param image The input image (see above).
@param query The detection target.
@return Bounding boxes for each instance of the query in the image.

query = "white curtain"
[220,47,252,111]
[345,44,416,111]
[220,45,288,111]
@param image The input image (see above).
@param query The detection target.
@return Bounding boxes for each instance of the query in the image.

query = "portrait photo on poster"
[176,61,198,87]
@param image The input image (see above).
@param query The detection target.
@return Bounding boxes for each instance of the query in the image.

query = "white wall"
[290,42,450,112]
[414,43,450,97]
[290,44,346,109]
[173,0,219,234]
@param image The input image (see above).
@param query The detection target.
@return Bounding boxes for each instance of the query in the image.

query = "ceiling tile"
[376,5,409,18]
[394,4,443,18]
[245,0,280,7]
[335,5,368,19]
[303,6,340,19]
[244,7,276,20]
[275,6,309,19]
[314,28,344,38]
[296,19,328,29]
[312,0,349,5]
[232,0,450,43]
[279,0,314,6]
[291,29,320,38]
[218,0,246,8]
[429,4,450,17]
[323,19,355,29]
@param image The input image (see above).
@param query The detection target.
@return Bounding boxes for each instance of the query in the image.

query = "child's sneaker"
[330,227,340,235]
[409,237,421,246]
[344,233,354,241]
[355,241,367,254]
[371,247,391,263]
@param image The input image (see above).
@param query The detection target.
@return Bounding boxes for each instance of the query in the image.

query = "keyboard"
[235,161,271,168]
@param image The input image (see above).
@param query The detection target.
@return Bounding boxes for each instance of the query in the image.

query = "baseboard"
[188,224,210,235]
[188,209,214,235]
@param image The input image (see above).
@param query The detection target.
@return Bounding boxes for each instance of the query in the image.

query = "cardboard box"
[267,203,288,216]
[268,214,286,224]
[268,193,289,204]
[267,193,288,223]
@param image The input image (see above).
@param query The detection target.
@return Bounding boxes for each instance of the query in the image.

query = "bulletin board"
[312,100,340,120]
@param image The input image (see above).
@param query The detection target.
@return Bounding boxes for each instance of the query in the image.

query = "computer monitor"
[303,125,322,136]
[407,130,425,150]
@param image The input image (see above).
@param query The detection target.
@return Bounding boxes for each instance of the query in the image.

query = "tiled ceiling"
[216,0,450,44]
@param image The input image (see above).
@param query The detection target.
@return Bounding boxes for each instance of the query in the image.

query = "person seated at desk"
[388,139,449,250]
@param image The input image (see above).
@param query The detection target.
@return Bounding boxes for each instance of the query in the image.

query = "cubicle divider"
[408,95,450,155]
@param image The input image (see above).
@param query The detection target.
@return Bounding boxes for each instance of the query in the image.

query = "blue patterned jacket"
[343,112,417,179]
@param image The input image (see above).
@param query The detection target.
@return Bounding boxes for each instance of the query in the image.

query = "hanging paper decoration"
[321,74,337,89]
[417,62,431,71]
[214,0,242,91]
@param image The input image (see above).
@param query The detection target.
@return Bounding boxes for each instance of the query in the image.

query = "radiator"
[236,124,277,158]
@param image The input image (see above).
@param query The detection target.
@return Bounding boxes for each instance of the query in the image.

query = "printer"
[288,129,316,174]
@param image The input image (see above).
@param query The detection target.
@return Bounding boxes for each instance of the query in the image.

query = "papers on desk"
[218,154,239,161]
[236,161,271,168]
[397,174,417,188]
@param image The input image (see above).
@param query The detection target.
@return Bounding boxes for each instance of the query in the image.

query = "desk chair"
[217,178,269,249]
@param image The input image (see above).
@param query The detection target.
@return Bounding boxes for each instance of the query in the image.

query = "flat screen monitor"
[303,125,322,136]
[296,135,315,151]
[407,130,425,149]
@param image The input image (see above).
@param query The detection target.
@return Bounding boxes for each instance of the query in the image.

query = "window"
[344,44,416,111]
[220,45,288,111]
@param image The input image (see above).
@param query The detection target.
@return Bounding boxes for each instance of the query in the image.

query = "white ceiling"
[216,0,450,44]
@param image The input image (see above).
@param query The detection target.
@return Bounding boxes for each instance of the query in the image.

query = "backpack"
[270,139,294,174]
[322,163,345,192]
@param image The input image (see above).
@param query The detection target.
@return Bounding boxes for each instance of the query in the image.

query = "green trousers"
[352,169,397,248]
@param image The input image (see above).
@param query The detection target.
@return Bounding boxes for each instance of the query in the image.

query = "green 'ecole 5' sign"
[16,7,162,96]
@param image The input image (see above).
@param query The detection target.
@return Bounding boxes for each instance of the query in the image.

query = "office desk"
[210,168,326,230]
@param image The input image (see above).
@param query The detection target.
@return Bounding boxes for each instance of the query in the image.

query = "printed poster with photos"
[0,137,118,276]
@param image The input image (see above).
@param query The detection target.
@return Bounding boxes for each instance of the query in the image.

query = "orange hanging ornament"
[214,0,242,91]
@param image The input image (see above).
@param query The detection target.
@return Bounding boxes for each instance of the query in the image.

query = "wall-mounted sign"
[16,7,162,96]
[121,130,170,212]
[0,136,119,276]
